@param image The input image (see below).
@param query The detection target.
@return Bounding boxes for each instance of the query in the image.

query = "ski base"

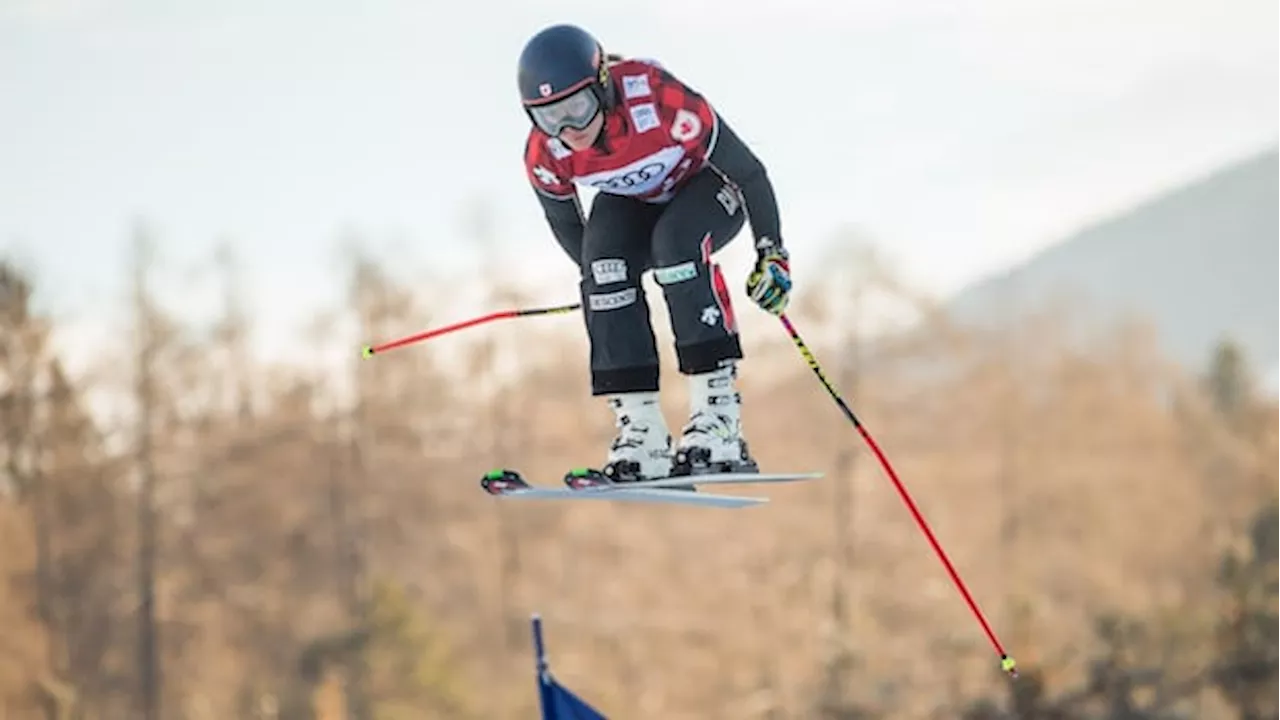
[479,469,821,509]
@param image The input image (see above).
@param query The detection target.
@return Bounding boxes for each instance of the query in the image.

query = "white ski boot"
[672,362,760,476]
[597,391,674,483]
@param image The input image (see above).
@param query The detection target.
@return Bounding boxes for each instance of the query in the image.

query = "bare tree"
[129,225,163,720]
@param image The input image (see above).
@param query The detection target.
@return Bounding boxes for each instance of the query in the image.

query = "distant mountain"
[942,146,1278,391]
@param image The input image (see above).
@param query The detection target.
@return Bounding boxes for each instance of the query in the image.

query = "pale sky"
[2,0,1276,374]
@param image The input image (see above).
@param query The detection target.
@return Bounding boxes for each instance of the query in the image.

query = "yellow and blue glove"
[746,246,791,315]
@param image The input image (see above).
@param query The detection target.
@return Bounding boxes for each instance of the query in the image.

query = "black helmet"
[517,24,615,136]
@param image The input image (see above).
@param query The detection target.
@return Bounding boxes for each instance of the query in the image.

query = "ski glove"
[746,247,792,315]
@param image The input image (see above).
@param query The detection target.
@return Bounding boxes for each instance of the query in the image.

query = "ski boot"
[564,391,675,490]
[672,363,760,477]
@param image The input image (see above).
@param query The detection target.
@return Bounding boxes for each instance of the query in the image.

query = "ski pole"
[777,312,1018,680]
[360,302,581,357]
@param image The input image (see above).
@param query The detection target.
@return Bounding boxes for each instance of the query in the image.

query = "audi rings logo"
[590,163,666,191]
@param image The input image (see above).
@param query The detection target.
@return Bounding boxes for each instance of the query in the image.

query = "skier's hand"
[746,248,792,315]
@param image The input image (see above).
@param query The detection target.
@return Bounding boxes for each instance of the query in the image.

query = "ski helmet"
[517,24,615,137]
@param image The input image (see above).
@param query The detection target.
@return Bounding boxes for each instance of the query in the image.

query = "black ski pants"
[579,168,747,396]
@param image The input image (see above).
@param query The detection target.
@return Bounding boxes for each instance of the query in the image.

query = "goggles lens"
[528,86,600,136]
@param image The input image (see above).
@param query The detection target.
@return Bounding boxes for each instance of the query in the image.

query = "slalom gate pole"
[530,614,610,719]
[777,312,1018,679]
[360,302,581,358]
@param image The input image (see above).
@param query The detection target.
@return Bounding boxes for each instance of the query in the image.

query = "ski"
[480,469,765,508]
[563,467,823,491]
[478,469,821,509]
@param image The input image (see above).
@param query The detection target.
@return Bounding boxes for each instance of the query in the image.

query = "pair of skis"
[480,468,823,509]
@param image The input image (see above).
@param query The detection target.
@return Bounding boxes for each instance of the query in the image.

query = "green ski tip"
[361,345,374,359]
[569,467,590,477]
[484,469,506,480]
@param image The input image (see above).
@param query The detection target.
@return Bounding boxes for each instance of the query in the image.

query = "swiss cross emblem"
[532,165,560,186]
[671,108,702,142]
[539,83,553,97]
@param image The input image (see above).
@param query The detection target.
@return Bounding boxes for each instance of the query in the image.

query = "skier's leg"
[649,170,757,475]
[579,193,672,481]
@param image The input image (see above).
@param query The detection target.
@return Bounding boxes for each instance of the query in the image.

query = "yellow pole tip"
[1001,656,1017,673]
[361,345,374,359]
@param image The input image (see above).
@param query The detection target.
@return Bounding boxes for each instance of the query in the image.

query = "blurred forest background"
[0,194,1275,720]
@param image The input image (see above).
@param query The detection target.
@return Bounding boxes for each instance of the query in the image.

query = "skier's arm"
[705,112,792,315]
[525,132,585,267]
[652,62,791,312]
[535,191,586,267]
[706,114,784,253]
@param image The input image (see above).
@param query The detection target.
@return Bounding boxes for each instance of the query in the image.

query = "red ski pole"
[360,302,581,357]
[777,312,1018,680]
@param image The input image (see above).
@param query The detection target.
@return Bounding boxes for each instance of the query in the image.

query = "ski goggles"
[526,86,601,137]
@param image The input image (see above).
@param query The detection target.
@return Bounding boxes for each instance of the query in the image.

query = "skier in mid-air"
[518,23,793,484]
